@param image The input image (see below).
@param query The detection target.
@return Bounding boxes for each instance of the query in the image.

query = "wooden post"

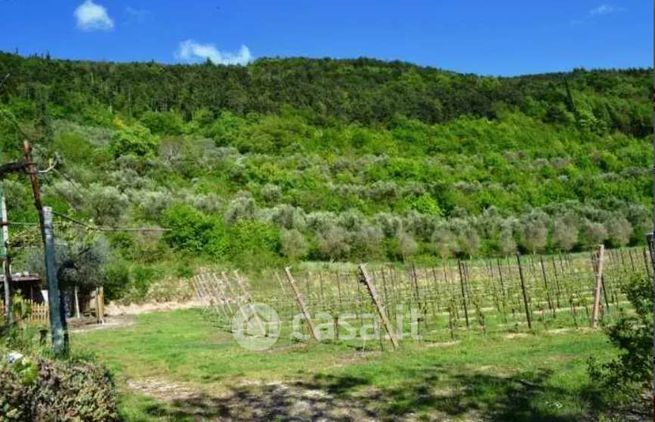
[99,287,105,322]
[335,270,343,312]
[318,271,325,309]
[550,255,562,308]
[643,248,653,278]
[95,288,101,323]
[73,285,80,319]
[0,188,12,326]
[358,264,398,349]
[430,266,441,313]
[220,272,240,303]
[233,271,266,334]
[198,273,229,322]
[516,253,532,330]
[284,267,320,341]
[457,259,470,329]
[591,244,605,328]
[210,273,234,316]
[219,273,250,327]
[410,263,427,329]
[539,256,554,316]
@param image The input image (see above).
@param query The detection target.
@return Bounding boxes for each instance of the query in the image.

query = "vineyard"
[191,246,649,349]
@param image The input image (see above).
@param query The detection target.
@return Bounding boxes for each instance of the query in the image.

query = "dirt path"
[69,315,136,332]
[105,300,203,316]
[125,377,443,421]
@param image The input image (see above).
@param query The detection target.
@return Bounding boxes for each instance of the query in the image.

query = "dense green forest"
[0,51,651,300]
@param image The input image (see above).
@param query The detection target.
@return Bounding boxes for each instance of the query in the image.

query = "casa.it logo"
[231,303,281,351]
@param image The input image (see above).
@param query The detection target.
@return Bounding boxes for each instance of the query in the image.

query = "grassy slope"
[74,309,615,421]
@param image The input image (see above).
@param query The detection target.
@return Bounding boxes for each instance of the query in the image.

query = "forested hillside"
[0,52,650,300]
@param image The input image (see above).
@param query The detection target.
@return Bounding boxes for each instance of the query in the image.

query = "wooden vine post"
[591,244,605,328]
[233,271,266,335]
[357,264,398,349]
[516,253,532,330]
[539,256,554,316]
[284,267,320,341]
[457,259,470,329]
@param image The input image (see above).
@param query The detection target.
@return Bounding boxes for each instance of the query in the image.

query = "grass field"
[74,309,618,421]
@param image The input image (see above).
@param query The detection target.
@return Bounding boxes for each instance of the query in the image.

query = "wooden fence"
[0,301,49,325]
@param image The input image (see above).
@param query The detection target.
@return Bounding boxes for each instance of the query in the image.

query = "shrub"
[266,204,306,230]
[225,221,281,268]
[109,119,159,158]
[605,215,633,248]
[397,230,418,261]
[588,275,653,417]
[52,131,95,165]
[519,212,548,253]
[317,226,351,261]
[0,355,119,421]
[224,194,257,225]
[409,194,443,216]
[581,219,608,248]
[86,184,130,225]
[431,226,457,259]
[139,111,184,135]
[498,221,517,256]
[551,214,578,252]
[162,204,214,252]
[103,259,131,301]
[280,229,309,260]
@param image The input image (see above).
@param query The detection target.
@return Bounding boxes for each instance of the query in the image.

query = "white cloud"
[589,4,618,15]
[74,0,114,31]
[125,6,150,23]
[176,40,253,66]
[571,4,624,25]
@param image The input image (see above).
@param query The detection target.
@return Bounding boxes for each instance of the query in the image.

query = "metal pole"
[0,188,12,325]
[43,207,68,355]
[23,141,67,354]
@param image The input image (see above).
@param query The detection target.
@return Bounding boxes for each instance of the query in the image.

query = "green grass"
[73,309,616,421]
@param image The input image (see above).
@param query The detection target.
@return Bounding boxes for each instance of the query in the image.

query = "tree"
[551,214,578,252]
[162,204,213,252]
[27,236,110,292]
[397,230,418,262]
[581,219,608,247]
[225,194,257,225]
[317,226,351,261]
[498,221,517,256]
[280,229,308,260]
[86,184,130,226]
[605,216,633,248]
[432,226,457,259]
[139,111,184,135]
[520,213,548,254]
[109,119,159,158]
[457,226,480,258]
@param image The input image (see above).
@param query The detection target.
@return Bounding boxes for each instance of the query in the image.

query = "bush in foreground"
[0,353,119,421]
[588,274,653,419]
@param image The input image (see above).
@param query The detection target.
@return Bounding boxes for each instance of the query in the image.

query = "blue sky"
[0,0,650,75]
